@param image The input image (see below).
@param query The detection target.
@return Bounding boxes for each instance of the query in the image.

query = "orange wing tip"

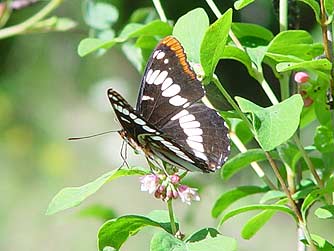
[161,36,196,79]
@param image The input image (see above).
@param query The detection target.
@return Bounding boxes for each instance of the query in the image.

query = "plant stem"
[279,0,288,32]
[211,76,253,131]
[319,0,334,131]
[167,199,177,235]
[293,135,323,188]
[256,71,280,104]
[230,131,277,190]
[152,0,167,22]
[265,151,316,250]
[279,73,290,101]
[0,0,63,40]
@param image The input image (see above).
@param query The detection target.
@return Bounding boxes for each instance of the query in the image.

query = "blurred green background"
[0,1,332,251]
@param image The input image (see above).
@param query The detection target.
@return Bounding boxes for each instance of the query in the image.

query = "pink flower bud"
[294,72,309,84]
[170,174,180,184]
[157,185,165,193]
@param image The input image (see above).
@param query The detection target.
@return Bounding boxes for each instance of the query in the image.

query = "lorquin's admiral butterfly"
[108,36,230,173]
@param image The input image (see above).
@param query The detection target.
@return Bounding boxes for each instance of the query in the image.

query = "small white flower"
[139,174,159,194]
[177,185,200,205]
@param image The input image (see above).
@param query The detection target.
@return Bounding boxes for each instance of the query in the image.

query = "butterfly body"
[108,36,230,173]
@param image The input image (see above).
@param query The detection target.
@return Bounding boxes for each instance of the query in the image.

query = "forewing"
[136,36,205,128]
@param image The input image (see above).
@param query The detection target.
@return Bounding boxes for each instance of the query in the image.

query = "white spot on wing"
[180,121,200,129]
[161,77,173,91]
[142,95,154,101]
[184,128,203,136]
[188,135,203,142]
[143,125,156,132]
[134,118,146,125]
[179,114,195,123]
[122,108,129,115]
[154,71,168,85]
[169,95,188,106]
[145,69,153,82]
[176,152,194,163]
[162,84,181,97]
[151,136,164,141]
[156,51,165,59]
[130,113,137,119]
[186,140,204,152]
[120,117,130,123]
[164,59,169,64]
[147,70,160,84]
[153,50,160,58]
[171,110,189,121]
[194,151,208,161]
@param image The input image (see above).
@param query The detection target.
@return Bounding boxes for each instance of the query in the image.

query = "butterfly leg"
[119,139,130,169]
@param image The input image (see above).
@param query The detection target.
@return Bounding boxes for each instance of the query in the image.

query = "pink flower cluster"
[139,173,200,205]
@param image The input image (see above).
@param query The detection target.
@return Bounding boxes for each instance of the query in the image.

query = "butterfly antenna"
[68,130,120,140]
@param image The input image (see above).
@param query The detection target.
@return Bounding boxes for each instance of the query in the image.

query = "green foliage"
[315,205,334,219]
[173,8,209,63]
[78,20,172,56]
[221,149,271,180]
[234,0,255,10]
[46,168,148,215]
[200,9,232,80]
[212,186,269,218]
[236,95,304,151]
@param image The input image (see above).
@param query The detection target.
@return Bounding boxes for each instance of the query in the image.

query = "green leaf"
[301,188,334,220]
[186,228,220,242]
[315,205,334,219]
[314,125,334,153]
[241,199,288,239]
[236,95,304,151]
[78,204,117,221]
[98,214,171,251]
[221,46,256,78]
[267,30,322,61]
[297,0,321,23]
[200,9,232,79]
[150,231,186,251]
[324,0,334,17]
[234,0,255,10]
[276,59,332,73]
[78,20,172,57]
[260,190,286,204]
[241,209,276,239]
[187,235,237,251]
[46,168,148,215]
[246,46,267,69]
[222,149,269,180]
[83,1,119,30]
[231,23,273,46]
[173,8,209,63]
[219,204,297,226]
[212,186,268,218]
[311,234,334,250]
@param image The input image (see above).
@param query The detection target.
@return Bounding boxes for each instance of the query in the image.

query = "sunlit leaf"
[212,186,268,218]
[46,168,148,215]
[200,9,232,79]
[222,149,269,180]
[173,8,209,63]
[234,0,255,10]
[315,205,334,219]
[236,95,303,151]
[314,125,334,153]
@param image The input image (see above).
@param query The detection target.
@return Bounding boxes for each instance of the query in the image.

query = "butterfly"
[107,36,230,173]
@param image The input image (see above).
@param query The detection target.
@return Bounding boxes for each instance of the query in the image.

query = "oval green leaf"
[235,95,304,151]
[212,186,269,218]
[173,8,209,63]
[46,168,148,215]
[222,149,268,180]
[200,9,232,79]
[219,204,297,226]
